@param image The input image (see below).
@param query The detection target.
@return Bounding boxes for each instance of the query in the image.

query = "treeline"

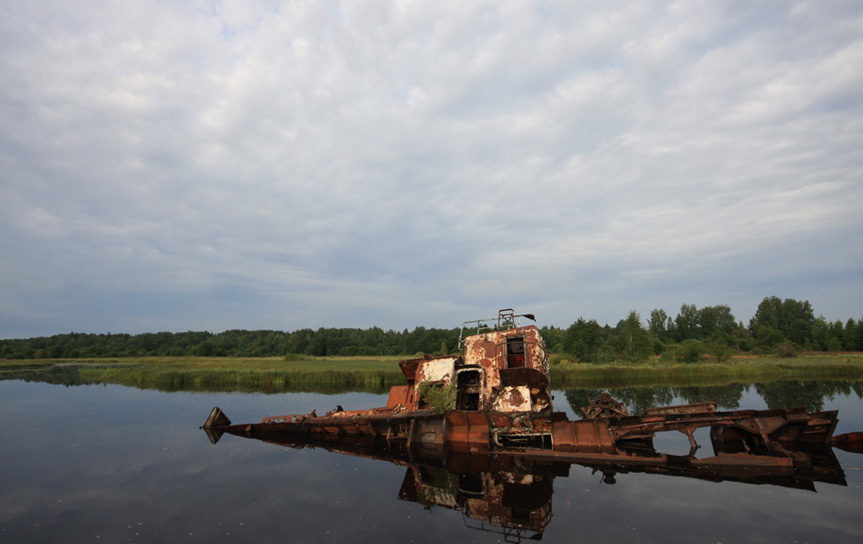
[0,327,462,360]
[1,296,861,361]
[544,296,863,364]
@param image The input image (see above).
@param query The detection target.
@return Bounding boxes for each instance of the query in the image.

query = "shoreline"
[2,354,862,394]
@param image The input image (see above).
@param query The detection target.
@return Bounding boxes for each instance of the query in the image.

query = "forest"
[2,296,861,362]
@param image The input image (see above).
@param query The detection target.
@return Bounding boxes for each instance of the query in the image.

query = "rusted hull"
[212,412,849,492]
[203,402,844,481]
[204,406,445,447]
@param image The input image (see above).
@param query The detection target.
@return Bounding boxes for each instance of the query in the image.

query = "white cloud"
[1,0,862,336]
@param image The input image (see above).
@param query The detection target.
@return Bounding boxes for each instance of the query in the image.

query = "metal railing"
[458,309,537,348]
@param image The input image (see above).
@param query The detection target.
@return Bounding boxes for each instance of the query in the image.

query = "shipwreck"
[203,309,862,539]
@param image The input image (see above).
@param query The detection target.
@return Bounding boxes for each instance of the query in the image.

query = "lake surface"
[1,378,861,543]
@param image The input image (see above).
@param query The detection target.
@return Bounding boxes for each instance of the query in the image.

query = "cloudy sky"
[2,1,862,338]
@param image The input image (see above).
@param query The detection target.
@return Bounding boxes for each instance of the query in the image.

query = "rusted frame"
[490,338,546,367]
[458,310,537,348]
[609,409,836,455]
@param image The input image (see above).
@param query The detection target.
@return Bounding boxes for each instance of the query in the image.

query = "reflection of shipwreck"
[204,310,862,538]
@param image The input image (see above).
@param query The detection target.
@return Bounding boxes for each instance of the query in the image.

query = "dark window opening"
[456,369,481,411]
[505,336,526,368]
[458,473,483,495]
[508,507,532,525]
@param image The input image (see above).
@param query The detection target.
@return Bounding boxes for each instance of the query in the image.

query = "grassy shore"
[2,353,863,393]
[551,353,863,388]
[0,356,406,393]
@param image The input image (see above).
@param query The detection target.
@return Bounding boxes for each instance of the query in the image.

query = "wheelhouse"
[387,310,550,413]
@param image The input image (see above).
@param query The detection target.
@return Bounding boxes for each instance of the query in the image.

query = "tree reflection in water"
[563,381,863,417]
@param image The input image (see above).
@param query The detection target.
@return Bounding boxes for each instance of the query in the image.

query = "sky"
[2,1,862,338]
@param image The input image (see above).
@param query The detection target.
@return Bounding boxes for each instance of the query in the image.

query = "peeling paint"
[493,386,531,412]
[415,357,457,385]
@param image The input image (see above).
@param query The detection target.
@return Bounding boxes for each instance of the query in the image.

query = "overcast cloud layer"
[2,1,862,337]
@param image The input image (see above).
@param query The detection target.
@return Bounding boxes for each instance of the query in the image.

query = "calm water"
[1,379,861,543]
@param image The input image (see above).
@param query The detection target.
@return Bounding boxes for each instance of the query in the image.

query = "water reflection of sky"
[1,380,861,543]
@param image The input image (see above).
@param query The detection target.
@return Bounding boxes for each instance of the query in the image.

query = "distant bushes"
[283,353,310,361]
[548,354,575,366]
[674,340,707,363]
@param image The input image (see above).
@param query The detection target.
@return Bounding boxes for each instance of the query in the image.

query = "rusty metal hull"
[223,425,849,488]
[203,402,847,480]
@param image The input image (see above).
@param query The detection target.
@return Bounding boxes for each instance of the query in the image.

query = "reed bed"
[551,356,863,388]
[1,356,404,394]
[3,354,863,393]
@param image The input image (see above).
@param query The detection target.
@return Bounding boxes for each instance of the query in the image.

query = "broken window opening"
[505,336,526,368]
[456,369,482,411]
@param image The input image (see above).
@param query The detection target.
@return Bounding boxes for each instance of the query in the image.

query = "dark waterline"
[1,380,861,543]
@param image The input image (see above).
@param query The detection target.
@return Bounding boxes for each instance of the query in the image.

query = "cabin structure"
[386,309,550,415]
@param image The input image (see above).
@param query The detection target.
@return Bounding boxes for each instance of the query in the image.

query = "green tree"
[606,311,653,363]
[810,316,830,351]
[540,326,566,353]
[697,305,736,339]
[754,325,785,350]
[750,296,784,331]
[674,304,699,341]
[648,308,670,342]
[749,296,814,347]
[844,318,861,351]
[564,318,605,363]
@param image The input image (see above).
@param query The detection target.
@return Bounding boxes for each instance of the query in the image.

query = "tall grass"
[2,356,404,394]
[551,356,863,388]
[4,354,863,393]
